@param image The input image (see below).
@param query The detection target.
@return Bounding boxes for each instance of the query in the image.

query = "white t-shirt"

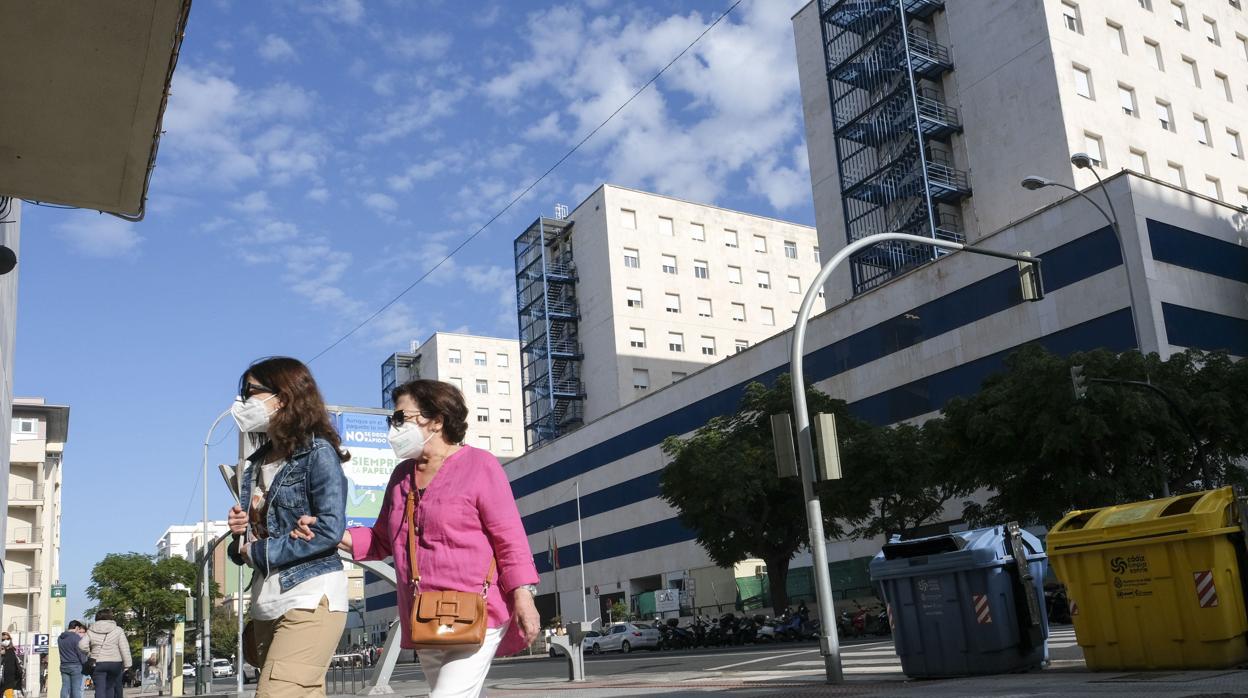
[247,459,348,621]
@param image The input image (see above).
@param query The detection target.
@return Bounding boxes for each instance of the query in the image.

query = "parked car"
[212,658,234,678]
[585,623,660,654]
[241,660,260,684]
[577,630,602,654]
[182,663,196,678]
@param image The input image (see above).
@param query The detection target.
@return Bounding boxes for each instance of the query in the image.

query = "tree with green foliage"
[85,553,200,657]
[210,606,240,661]
[943,345,1248,527]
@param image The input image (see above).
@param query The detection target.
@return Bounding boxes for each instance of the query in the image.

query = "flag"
[547,527,559,570]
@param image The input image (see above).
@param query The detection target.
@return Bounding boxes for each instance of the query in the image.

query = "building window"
[752,235,767,253]
[665,293,681,313]
[731,302,746,322]
[1204,17,1219,44]
[621,209,636,230]
[658,216,674,237]
[1229,129,1244,159]
[1240,188,1248,207]
[661,254,677,274]
[813,246,820,263]
[1107,21,1127,54]
[1139,0,1152,11]
[474,351,487,367]
[1083,133,1105,167]
[449,377,462,390]
[1166,161,1186,188]
[1216,72,1233,102]
[1232,0,1242,10]
[1129,148,1150,174]
[756,270,771,289]
[734,339,749,353]
[476,407,489,423]
[629,327,646,348]
[1205,176,1223,200]
[626,287,643,308]
[448,349,461,364]
[724,229,738,248]
[783,240,797,259]
[1145,38,1164,70]
[1156,100,1174,131]
[1118,85,1137,116]
[475,379,488,394]
[499,408,512,424]
[1171,1,1187,28]
[1182,55,1200,86]
[787,275,801,294]
[1193,115,1211,145]
[691,223,705,241]
[633,368,649,390]
[697,297,712,318]
[13,418,34,434]
[478,435,492,450]
[623,248,640,268]
[499,380,510,395]
[671,372,686,383]
[728,265,742,284]
[700,336,716,356]
[761,307,775,326]
[1240,33,1248,60]
[500,437,514,453]
[668,332,684,353]
[1062,1,1082,33]
[1073,65,1093,99]
[693,260,709,279]
[496,353,509,367]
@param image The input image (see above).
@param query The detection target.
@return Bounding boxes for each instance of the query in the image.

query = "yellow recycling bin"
[1047,487,1248,670]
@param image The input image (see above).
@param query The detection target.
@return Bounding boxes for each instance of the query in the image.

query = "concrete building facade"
[4,397,68,636]
[0,200,19,597]
[381,332,525,459]
[793,0,1248,301]
[514,185,826,447]
[505,173,1248,623]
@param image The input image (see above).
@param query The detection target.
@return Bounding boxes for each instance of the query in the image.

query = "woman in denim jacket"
[225,357,349,698]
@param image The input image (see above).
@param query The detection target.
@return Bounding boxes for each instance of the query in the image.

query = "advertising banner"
[332,408,399,528]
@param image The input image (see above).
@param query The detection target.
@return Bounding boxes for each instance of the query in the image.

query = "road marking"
[706,649,817,671]
[783,657,899,667]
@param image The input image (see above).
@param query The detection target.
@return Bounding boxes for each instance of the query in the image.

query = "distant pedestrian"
[1,632,23,698]
[225,357,349,698]
[58,620,89,698]
[78,610,129,698]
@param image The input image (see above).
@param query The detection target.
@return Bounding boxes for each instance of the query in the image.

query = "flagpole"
[576,481,587,622]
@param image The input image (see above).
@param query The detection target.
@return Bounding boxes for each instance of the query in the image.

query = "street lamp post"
[199,408,232,695]
[1021,154,1143,351]
[792,233,1043,685]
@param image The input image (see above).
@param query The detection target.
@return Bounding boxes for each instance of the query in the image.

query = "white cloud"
[303,0,363,25]
[390,33,453,61]
[361,88,464,145]
[258,34,298,63]
[252,220,299,244]
[57,213,143,258]
[387,152,464,191]
[364,192,398,214]
[306,188,330,203]
[523,112,565,142]
[232,191,270,214]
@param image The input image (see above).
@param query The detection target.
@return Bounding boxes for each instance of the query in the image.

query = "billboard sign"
[331,407,399,528]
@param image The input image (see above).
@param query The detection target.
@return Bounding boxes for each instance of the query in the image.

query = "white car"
[584,623,660,654]
[212,659,233,678]
[182,664,195,678]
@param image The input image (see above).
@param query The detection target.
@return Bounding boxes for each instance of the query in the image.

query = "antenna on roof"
[554,203,569,220]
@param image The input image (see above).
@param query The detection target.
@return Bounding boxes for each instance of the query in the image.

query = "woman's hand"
[239,541,252,566]
[228,505,247,535]
[513,589,541,645]
[290,515,317,541]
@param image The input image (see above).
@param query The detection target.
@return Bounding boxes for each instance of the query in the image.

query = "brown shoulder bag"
[405,470,496,650]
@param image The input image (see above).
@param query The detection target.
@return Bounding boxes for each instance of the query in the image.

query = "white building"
[514,184,825,447]
[792,0,1248,302]
[155,522,230,561]
[5,397,68,636]
[0,200,19,599]
[380,332,525,459]
[507,172,1248,624]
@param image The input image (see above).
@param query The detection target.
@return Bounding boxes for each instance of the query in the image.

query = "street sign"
[51,585,66,598]
[34,634,49,654]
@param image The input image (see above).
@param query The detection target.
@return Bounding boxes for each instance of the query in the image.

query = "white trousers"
[416,624,506,698]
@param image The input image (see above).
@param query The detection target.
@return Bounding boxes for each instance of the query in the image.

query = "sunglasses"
[241,383,275,400]
[387,410,423,428]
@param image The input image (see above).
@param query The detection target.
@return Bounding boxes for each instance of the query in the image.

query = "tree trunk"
[764,554,792,614]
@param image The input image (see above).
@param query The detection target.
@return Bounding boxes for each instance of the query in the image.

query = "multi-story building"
[4,397,67,636]
[514,184,826,447]
[0,200,19,598]
[156,522,230,561]
[380,332,524,459]
[793,0,1248,300]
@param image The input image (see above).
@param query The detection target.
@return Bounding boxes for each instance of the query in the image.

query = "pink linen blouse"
[347,445,539,656]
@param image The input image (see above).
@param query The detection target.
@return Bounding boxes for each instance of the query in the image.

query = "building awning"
[0,0,192,220]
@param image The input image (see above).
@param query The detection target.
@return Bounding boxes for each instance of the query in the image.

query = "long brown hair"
[240,357,349,462]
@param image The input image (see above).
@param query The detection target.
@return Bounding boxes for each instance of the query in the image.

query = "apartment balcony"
[3,616,41,633]
[5,526,44,548]
[905,29,952,78]
[925,159,972,203]
[3,571,42,593]
[8,484,44,506]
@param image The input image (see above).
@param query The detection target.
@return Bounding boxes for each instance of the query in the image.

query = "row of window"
[1064,0,1244,49]
[475,434,515,453]
[1122,146,1248,204]
[446,349,511,368]
[627,329,756,356]
[618,208,818,260]
[444,377,511,396]
[474,406,514,424]
[621,250,826,287]
[11,418,35,434]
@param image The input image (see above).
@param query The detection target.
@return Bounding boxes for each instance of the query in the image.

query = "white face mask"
[1,640,10,647]
[230,394,276,433]
[388,422,434,461]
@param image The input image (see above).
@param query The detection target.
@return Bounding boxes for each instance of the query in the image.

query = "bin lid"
[869,525,1045,581]
[1047,487,1238,556]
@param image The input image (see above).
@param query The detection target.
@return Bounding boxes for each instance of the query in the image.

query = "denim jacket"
[227,435,347,592]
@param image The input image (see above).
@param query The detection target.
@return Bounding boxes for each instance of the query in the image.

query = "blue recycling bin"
[869,525,1050,678]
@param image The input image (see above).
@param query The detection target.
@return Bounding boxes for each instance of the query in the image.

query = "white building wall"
[0,200,19,592]
[414,332,525,459]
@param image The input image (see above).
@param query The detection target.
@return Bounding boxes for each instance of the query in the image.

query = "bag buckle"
[435,599,460,617]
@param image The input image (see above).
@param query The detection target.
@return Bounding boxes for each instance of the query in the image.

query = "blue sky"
[14,0,813,619]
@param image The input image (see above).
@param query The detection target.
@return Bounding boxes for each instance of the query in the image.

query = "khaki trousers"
[251,596,346,698]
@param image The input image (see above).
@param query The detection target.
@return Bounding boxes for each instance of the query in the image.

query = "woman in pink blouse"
[292,379,539,697]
